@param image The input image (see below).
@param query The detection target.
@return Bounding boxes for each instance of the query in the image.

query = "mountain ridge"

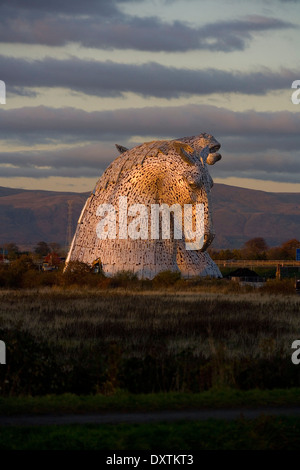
[0,183,299,250]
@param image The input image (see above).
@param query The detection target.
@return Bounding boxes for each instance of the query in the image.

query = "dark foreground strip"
[1,407,300,426]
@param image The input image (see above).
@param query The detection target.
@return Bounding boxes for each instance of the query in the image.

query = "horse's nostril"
[209,145,220,153]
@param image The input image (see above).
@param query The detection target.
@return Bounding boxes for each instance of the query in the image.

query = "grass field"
[0,285,300,396]
[2,415,300,450]
[1,284,300,450]
[1,388,300,415]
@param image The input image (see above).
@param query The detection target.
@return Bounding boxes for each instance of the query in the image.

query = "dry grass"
[0,287,299,359]
[1,287,300,395]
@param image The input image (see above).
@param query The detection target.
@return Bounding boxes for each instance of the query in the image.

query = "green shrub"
[108,270,138,288]
[60,261,103,287]
[0,328,62,396]
[153,270,181,286]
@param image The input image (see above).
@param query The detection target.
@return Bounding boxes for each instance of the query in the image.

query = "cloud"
[0,3,294,52]
[211,149,300,183]
[220,134,300,153]
[0,104,300,144]
[199,15,295,52]
[0,144,299,182]
[2,55,297,98]
[0,165,99,179]
[0,104,299,183]
[213,169,300,185]
[0,0,123,17]
[0,143,116,176]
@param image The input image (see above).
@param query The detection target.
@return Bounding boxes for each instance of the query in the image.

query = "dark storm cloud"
[9,86,38,98]
[0,165,100,179]
[1,104,300,144]
[212,167,300,185]
[0,142,299,183]
[0,104,299,182]
[0,0,125,17]
[2,55,297,98]
[226,152,300,174]
[0,1,294,53]
[198,15,294,52]
[220,134,300,153]
[0,143,116,173]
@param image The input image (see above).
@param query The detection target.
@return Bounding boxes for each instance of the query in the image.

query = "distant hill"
[0,186,88,251]
[0,183,299,251]
[211,184,300,249]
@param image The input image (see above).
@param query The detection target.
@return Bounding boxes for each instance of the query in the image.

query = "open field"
[1,286,300,450]
[2,415,300,450]
[1,286,300,395]
[2,388,300,415]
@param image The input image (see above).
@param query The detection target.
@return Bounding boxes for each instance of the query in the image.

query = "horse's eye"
[209,144,220,153]
[189,182,201,190]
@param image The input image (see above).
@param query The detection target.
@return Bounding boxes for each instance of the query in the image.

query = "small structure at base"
[228,268,265,287]
[42,253,65,271]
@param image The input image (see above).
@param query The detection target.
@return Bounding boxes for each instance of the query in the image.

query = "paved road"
[1,407,300,426]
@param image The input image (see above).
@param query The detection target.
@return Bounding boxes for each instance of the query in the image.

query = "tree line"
[209,237,300,261]
[1,237,300,264]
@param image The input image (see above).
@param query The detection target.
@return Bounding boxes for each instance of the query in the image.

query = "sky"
[0,0,300,193]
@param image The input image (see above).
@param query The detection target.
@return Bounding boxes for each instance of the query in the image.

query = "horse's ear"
[179,147,195,165]
[115,144,129,154]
